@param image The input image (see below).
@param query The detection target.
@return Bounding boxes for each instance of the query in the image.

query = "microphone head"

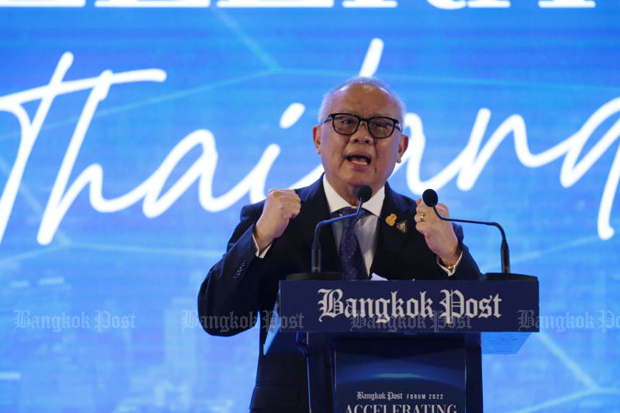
[422,189,439,207]
[357,185,372,203]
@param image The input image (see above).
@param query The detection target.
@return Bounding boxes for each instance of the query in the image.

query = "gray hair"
[317,77,406,124]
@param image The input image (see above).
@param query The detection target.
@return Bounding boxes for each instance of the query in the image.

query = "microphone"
[357,185,372,204]
[311,185,372,273]
[422,189,511,274]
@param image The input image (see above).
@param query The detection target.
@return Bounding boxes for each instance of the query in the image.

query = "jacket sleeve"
[197,203,267,336]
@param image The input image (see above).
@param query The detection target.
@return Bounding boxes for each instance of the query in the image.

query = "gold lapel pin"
[385,213,397,227]
[396,220,407,234]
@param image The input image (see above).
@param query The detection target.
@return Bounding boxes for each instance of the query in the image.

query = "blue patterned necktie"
[332,207,369,280]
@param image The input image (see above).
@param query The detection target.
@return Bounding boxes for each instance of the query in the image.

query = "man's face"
[312,83,408,199]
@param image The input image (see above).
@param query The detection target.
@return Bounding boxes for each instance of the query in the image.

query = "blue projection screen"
[1,1,620,411]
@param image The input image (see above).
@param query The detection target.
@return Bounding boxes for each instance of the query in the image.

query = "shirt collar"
[322,175,385,217]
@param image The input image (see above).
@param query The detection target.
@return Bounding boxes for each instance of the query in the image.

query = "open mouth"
[346,154,371,166]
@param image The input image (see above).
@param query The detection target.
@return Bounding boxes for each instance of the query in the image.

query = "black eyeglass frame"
[321,113,402,139]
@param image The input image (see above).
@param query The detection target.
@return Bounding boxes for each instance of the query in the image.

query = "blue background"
[1,1,620,411]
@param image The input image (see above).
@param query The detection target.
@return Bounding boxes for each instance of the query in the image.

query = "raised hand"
[414,198,461,266]
[254,189,302,252]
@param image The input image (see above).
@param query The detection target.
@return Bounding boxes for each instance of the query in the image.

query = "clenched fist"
[254,189,301,252]
[414,198,461,266]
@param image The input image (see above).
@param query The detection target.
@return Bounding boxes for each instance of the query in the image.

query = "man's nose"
[351,121,373,145]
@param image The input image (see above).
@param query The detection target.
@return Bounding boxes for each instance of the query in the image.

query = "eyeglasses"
[322,113,401,139]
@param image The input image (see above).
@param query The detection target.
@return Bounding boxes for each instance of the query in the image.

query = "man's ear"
[396,134,409,163]
[312,125,322,154]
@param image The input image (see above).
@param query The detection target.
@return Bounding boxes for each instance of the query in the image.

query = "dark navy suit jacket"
[198,178,481,412]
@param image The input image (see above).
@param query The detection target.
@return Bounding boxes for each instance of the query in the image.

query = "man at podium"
[198,77,482,412]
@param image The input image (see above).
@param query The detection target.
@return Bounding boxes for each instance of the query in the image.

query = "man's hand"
[254,189,301,252]
[414,198,461,266]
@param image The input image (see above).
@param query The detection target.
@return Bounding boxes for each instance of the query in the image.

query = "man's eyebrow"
[338,109,394,118]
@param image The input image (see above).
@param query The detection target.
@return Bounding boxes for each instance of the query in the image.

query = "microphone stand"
[311,201,365,273]
[288,185,372,281]
[431,206,511,274]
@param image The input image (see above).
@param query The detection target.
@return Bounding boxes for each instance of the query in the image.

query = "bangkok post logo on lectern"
[316,288,502,326]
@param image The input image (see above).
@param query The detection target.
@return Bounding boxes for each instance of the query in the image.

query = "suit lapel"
[370,183,415,278]
[295,178,341,273]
